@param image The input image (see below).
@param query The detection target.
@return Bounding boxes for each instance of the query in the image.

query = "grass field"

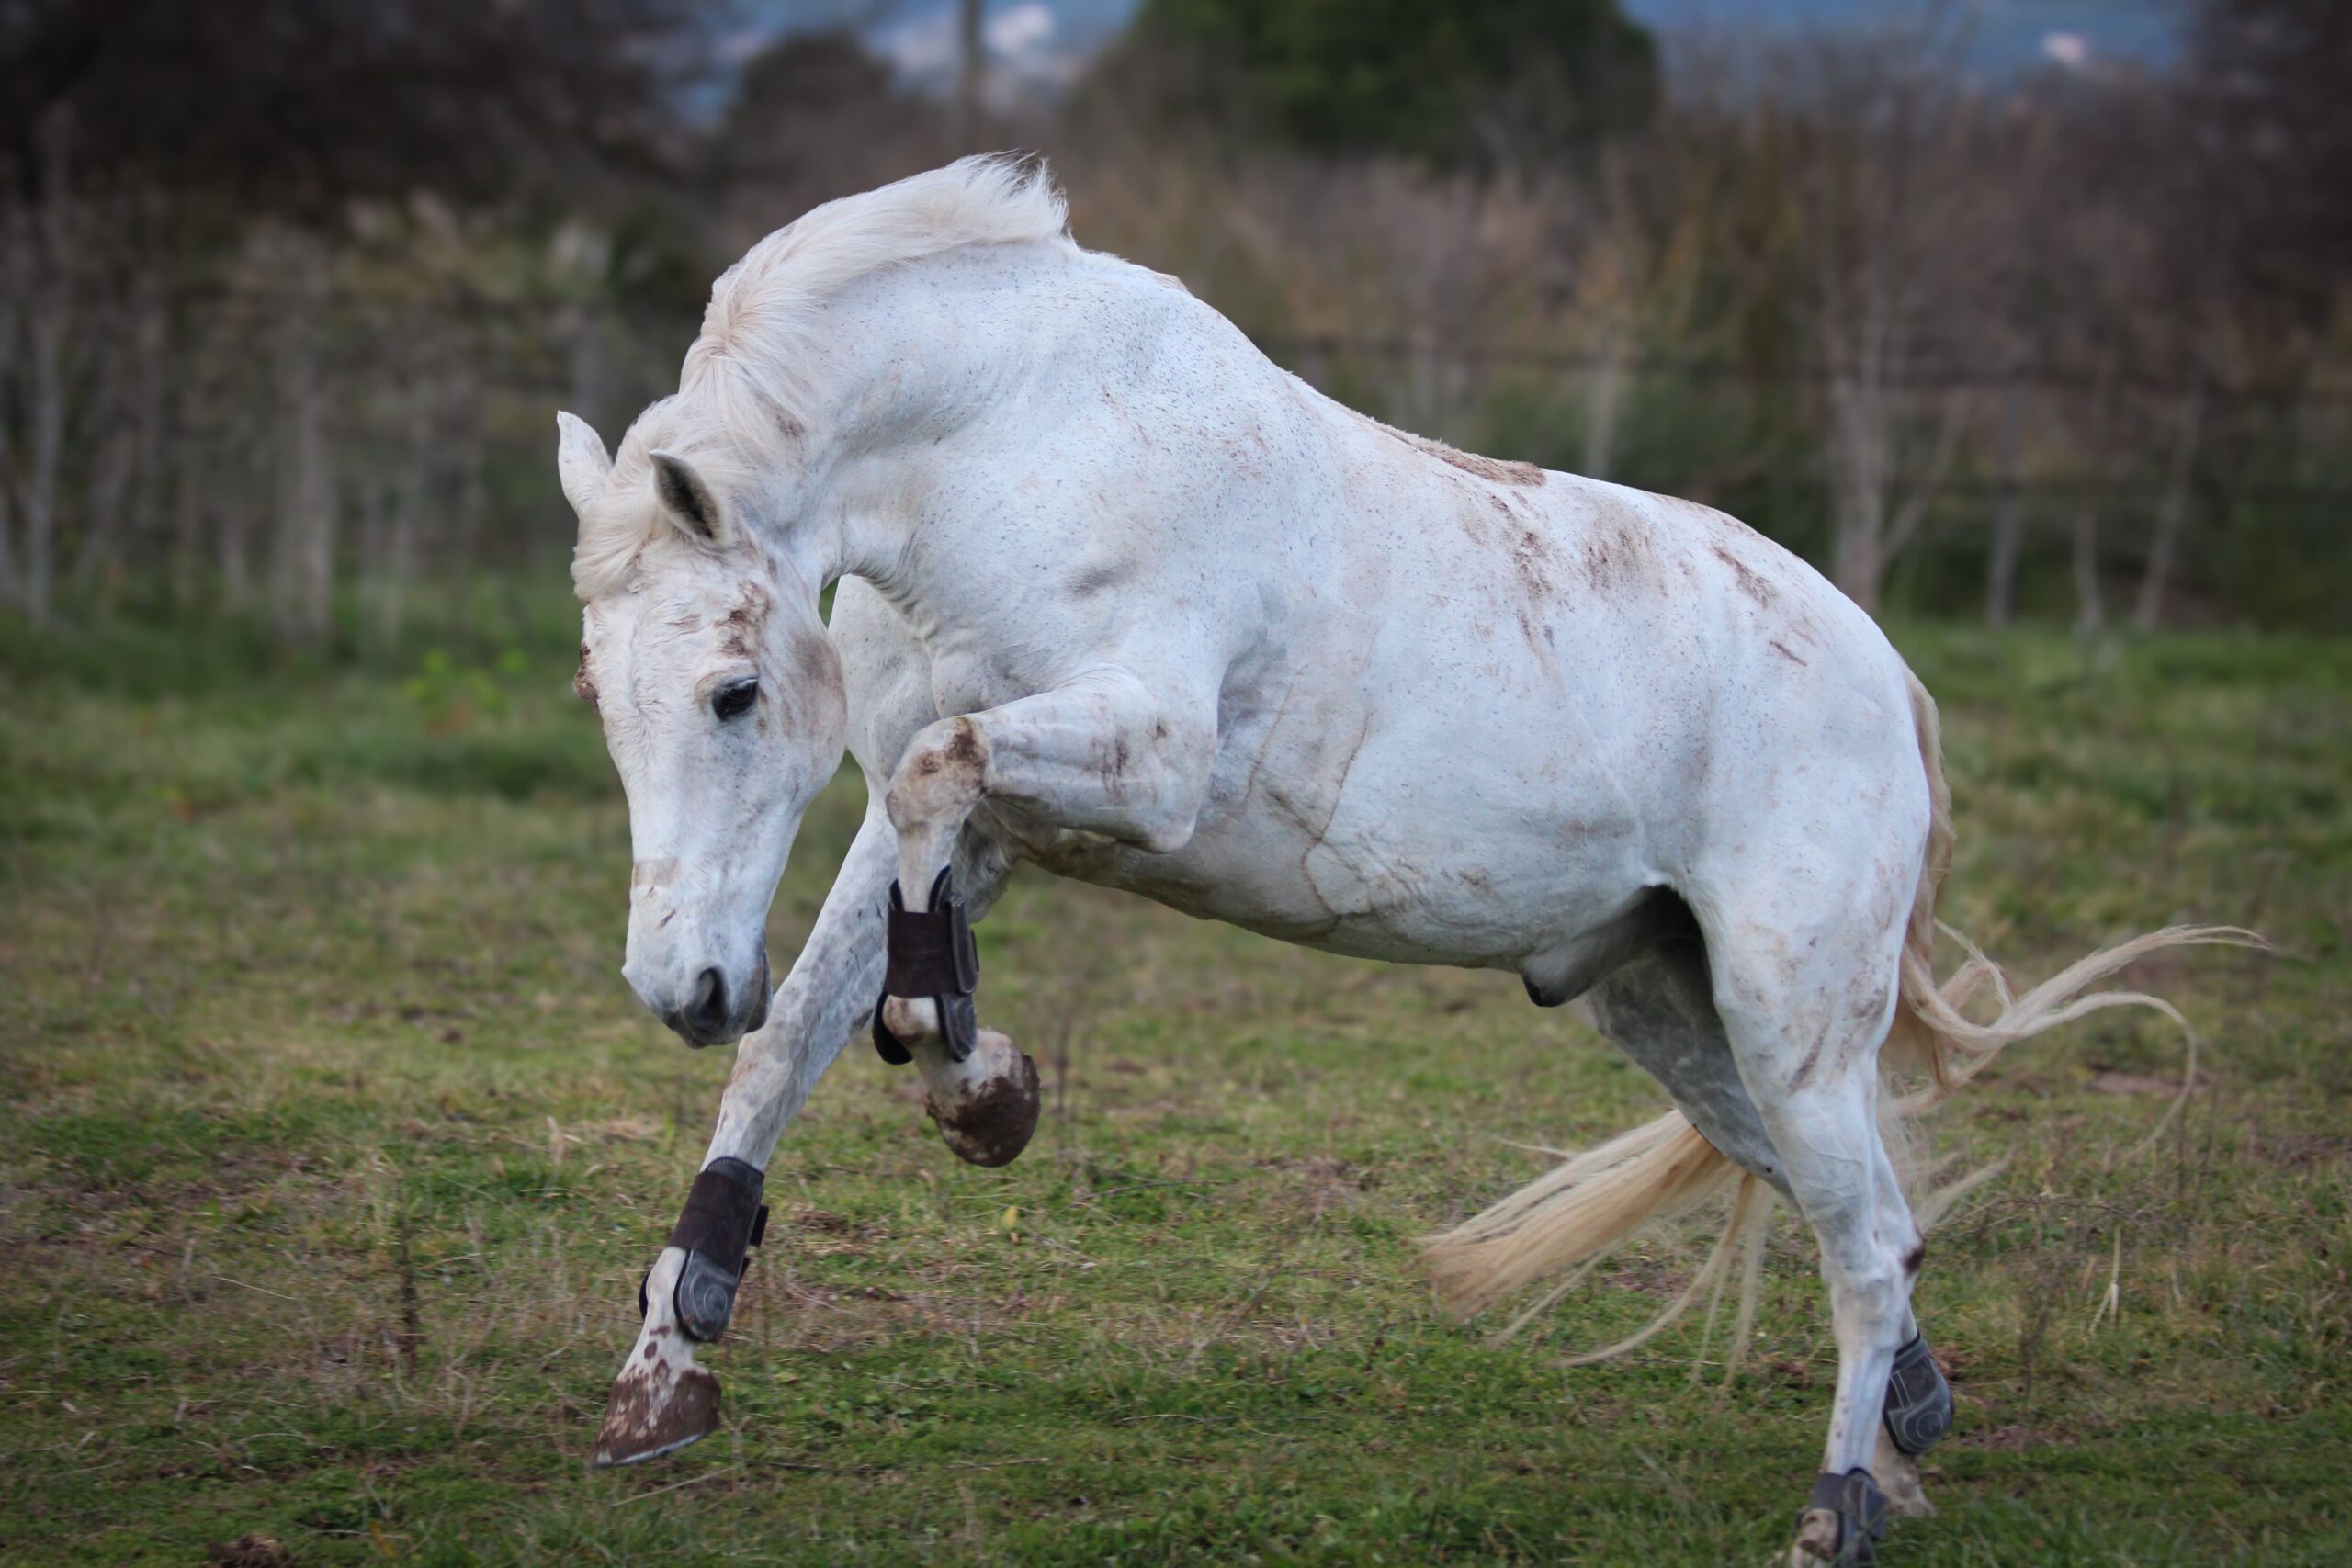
[2,605,2346,1566]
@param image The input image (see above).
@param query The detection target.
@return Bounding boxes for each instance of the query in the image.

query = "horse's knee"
[886,716,989,838]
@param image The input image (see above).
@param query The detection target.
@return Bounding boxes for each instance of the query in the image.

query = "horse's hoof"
[593,1362,721,1467]
[924,1029,1041,1168]
[1789,1508,1850,1566]
[1788,1469,1887,1565]
[1789,1509,1840,1566]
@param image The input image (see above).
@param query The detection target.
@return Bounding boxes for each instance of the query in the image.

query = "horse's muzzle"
[657,947,771,1048]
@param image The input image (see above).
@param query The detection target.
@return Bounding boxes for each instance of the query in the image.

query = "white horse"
[556,157,2242,1564]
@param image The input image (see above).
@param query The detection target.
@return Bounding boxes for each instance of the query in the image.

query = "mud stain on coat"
[1710,544,1777,610]
[716,581,774,660]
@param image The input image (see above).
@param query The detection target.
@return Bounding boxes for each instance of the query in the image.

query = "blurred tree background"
[0,0,2345,647]
[1097,0,1657,166]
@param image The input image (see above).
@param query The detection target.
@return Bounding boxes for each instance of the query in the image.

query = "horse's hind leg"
[1690,879,1932,1566]
[1583,916,1938,1525]
[1583,902,1788,1197]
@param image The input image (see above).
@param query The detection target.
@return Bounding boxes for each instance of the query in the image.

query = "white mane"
[574,154,1073,597]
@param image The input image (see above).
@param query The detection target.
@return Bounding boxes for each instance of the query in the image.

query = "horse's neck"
[792,247,1077,594]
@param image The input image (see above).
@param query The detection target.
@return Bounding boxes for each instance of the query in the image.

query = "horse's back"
[1285,400,1919,839]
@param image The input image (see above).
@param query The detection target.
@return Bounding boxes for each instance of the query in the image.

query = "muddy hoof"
[925,1030,1041,1168]
[593,1364,721,1468]
[1788,1469,1887,1566]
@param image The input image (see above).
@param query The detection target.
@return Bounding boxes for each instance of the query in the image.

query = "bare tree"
[4,141,73,622]
[1783,27,1993,616]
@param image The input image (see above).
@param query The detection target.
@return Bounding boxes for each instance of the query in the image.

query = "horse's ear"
[555,412,611,516]
[649,449,732,546]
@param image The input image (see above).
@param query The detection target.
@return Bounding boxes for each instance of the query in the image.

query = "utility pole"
[952,0,985,150]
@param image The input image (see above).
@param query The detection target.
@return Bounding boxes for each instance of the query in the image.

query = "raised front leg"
[872,670,1215,1163]
[594,807,899,1468]
[887,667,1214,899]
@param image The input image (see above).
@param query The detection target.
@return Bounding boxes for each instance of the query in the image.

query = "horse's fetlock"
[881,994,942,1042]
[661,1158,769,1344]
[872,867,980,1065]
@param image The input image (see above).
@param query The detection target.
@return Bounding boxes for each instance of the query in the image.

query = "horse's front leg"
[874,671,1214,1163]
[594,807,898,1467]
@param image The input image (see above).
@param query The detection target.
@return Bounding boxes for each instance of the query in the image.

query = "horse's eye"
[713,678,759,722]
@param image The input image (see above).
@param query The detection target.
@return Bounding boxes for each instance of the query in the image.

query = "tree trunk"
[1397,325,1442,444]
[19,306,65,622]
[1580,327,1628,481]
[173,438,204,607]
[13,117,75,622]
[126,273,168,609]
[72,423,131,594]
[218,387,259,609]
[0,219,19,603]
[270,251,335,647]
[567,302,613,431]
[1984,376,2022,626]
[2072,502,2105,636]
[446,351,486,637]
[72,295,142,596]
[1295,335,1329,393]
[220,414,254,610]
[2132,385,2203,631]
[1825,364,1894,618]
[1833,494,1884,618]
[376,377,429,647]
[296,383,334,645]
[0,471,14,604]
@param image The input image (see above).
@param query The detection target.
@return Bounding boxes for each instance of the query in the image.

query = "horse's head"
[557,411,846,1047]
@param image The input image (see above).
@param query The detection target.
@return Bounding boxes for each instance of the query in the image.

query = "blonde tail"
[1885,666,2262,1123]
[1422,662,2259,1357]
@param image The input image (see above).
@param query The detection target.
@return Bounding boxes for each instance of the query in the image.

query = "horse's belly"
[1011,817,1518,964]
[995,720,1648,970]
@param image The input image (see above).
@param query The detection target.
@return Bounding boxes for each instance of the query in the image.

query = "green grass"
[1,611,2346,1566]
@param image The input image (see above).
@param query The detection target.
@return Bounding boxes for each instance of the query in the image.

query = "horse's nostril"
[684,967,728,1037]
